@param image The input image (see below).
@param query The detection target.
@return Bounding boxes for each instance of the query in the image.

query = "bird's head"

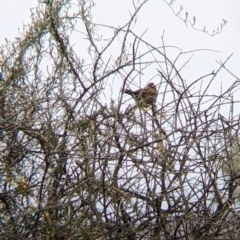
[147,83,156,89]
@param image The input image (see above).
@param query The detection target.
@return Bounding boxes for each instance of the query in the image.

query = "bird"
[123,83,158,108]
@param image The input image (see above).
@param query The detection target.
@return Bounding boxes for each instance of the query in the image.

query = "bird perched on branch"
[123,83,158,108]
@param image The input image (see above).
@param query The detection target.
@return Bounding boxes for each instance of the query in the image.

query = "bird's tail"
[123,89,133,95]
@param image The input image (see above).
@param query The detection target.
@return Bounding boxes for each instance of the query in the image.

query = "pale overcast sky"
[1,0,239,66]
[1,1,239,57]
[0,0,239,112]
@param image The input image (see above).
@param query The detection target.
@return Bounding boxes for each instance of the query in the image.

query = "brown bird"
[123,82,158,108]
